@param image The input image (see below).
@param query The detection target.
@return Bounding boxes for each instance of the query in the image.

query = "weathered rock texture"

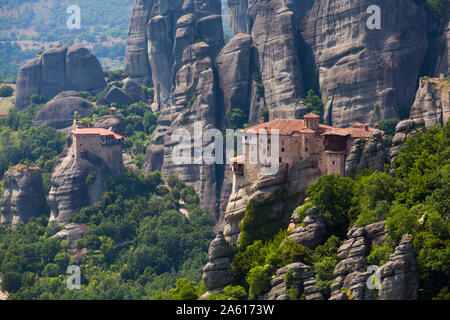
[202,232,234,296]
[124,0,154,86]
[224,159,321,245]
[1,166,46,228]
[410,78,450,127]
[288,206,326,249]
[300,0,429,127]
[93,115,127,136]
[345,129,387,179]
[104,86,133,106]
[378,234,420,300]
[145,41,220,217]
[50,223,87,248]
[434,7,450,76]
[32,91,94,129]
[251,0,306,119]
[16,45,106,110]
[389,119,426,172]
[48,140,111,226]
[330,221,388,300]
[263,262,323,300]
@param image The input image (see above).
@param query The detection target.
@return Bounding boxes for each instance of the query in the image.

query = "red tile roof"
[304,112,320,119]
[73,128,124,140]
[243,119,379,139]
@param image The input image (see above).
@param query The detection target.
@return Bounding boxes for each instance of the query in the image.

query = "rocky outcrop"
[201,232,234,297]
[32,91,94,129]
[434,7,450,76]
[93,114,127,136]
[300,0,429,127]
[227,0,249,35]
[216,33,252,130]
[288,206,326,250]
[409,78,450,127]
[123,78,148,103]
[330,222,387,300]
[263,262,323,300]
[50,223,87,248]
[345,129,387,179]
[378,234,420,300]
[104,86,133,106]
[48,142,110,226]
[389,119,426,171]
[224,159,321,245]
[124,0,154,86]
[0,166,46,228]
[141,0,224,111]
[251,0,306,120]
[15,45,106,110]
[145,41,220,217]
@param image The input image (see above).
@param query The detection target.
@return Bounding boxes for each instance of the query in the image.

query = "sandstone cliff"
[201,232,234,298]
[48,141,110,226]
[0,165,47,228]
[345,129,387,179]
[409,77,450,127]
[300,0,429,127]
[16,45,106,110]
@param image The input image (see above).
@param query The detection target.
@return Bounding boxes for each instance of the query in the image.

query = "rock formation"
[409,77,450,127]
[389,119,426,171]
[123,78,148,103]
[434,7,450,76]
[345,129,387,179]
[378,234,420,300]
[104,86,133,106]
[288,206,326,250]
[263,262,323,300]
[300,0,429,127]
[48,140,110,226]
[124,0,154,86]
[201,232,234,297]
[50,223,87,248]
[93,114,127,136]
[329,221,420,300]
[0,165,47,228]
[145,41,220,217]
[224,159,321,245]
[32,91,94,129]
[15,45,106,110]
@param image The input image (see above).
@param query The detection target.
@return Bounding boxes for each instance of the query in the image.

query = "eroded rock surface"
[288,206,326,250]
[1,166,46,228]
[16,45,106,110]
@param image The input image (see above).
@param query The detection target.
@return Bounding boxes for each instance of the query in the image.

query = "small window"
[332,161,335,165]
[305,147,308,152]
[279,158,282,163]
[281,148,285,152]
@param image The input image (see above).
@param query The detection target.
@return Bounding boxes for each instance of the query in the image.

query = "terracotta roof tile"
[73,128,124,140]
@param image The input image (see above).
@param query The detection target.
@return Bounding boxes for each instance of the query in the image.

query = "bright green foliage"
[306,174,355,238]
[231,108,248,129]
[367,244,394,266]
[304,89,324,120]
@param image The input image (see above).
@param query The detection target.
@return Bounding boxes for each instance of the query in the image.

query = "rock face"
[263,262,323,300]
[93,115,127,136]
[123,78,148,103]
[50,223,87,248]
[434,7,450,76]
[378,234,420,300]
[227,0,249,35]
[345,129,387,179]
[288,206,326,250]
[251,0,306,119]
[300,0,429,127]
[104,86,133,106]
[330,221,388,300]
[0,166,46,228]
[124,0,154,86]
[16,45,106,110]
[48,141,110,226]
[202,232,234,295]
[145,41,220,217]
[224,159,321,245]
[32,91,94,129]
[410,78,450,127]
[389,119,425,171]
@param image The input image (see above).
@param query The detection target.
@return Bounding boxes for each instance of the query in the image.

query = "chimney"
[260,116,265,124]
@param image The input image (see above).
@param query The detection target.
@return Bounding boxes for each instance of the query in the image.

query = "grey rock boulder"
[288,206,326,250]
[1,166,47,228]
[32,91,94,129]
[104,86,133,106]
